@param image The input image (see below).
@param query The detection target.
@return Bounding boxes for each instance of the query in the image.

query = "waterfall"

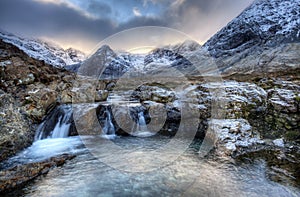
[131,111,153,137]
[102,108,115,135]
[35,105,73,140]
[136,111,148,132]
[50,116,71,138]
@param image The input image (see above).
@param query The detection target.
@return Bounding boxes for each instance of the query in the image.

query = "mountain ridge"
[204,0,300,58]
[0,31,86,68]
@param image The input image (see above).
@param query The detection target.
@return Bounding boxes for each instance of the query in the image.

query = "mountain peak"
[0,31,86,67]
[169,40,201,54]
[93,45,116,57]
[204,0,300,58]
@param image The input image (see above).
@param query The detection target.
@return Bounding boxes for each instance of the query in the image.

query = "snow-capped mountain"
[71,0,300,80]
[204,0,300,58]
[0,31,86,68]
[77,45,142,79]
[78,41,201,79]
[164,40,201,56]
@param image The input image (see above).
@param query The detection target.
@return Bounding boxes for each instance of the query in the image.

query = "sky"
[0,0,254,54]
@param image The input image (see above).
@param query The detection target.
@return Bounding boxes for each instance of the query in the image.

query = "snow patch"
[0,31,86,68]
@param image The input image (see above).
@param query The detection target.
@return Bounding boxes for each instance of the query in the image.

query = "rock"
[24,87,58,120]
[262,79,300,141]
[235,147,300,187]
[0,154,75,193]
[110,104,145,135]
[207,119,264,156]
[273,138,285,147]
[95,90,109,102]
[268,89,298,113]
[0,90,33,162]
[132,85,176,103]
[71,76,107,103]
[0,40,79,161]
[106,82,116,91]
[142,101,173,136]
[72,103,101,136]
[199,81,267,119]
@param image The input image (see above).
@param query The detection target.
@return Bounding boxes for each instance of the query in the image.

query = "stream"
[1,96,300,197]
[2,135,300,197]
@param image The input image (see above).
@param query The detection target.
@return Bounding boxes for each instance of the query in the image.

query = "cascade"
[35,105,73,140]
[131,110,152,137]
[102,108,116,135]
[136,111,148,132]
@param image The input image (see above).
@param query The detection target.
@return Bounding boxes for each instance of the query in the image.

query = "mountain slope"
[202,0,300,80]
[79,41,201,79]
[204,0,300,58]
[0,31,86,68]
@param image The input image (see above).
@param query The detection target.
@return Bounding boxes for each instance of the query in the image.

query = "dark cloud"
[0,0,115,40]
[0,0,167,41]
[0,0,253,52]
[117,17,167,30]
[87,0,112,17]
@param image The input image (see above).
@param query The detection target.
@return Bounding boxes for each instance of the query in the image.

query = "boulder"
[0,154,75,193]
[207,119,264,156]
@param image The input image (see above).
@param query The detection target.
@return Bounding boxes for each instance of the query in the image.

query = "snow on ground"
[0,31,86,68]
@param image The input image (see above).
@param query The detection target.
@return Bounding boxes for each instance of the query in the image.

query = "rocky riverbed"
[0,36,300,193]
[0,0,300,192]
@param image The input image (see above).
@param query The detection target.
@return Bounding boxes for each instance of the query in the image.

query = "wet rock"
[0,40,76,161]
[273,138,285,147]
[95,90,109,102]
[140,101,174,136]
[109,104,145,136]
[208,119,264,156]
[0,90,34,162]
[235,147,300,188]
[0,154,75,193]
[132,85,176,103]
[72,103,101,136]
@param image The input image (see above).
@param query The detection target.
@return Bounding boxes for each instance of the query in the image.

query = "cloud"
[0,0,117,51]
[163,0,254,43]
[171,0,186,8]
[143,0,172,6]
[133,7,142,17]
[86,0,112,18]
[0,0,254,52]
[33,0,96,19]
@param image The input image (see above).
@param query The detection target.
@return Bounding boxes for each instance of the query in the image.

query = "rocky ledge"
[0,40,108,162]
[0,154,75,193]
[110,78,298,158]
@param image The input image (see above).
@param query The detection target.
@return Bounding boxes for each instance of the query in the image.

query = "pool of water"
[3,136,300,197]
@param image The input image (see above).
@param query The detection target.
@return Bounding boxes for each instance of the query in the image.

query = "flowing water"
[131,111,154,137]
[2,98,300,196]
[102,107,116,136]
[2,136,300,197]
[35,105,73,140]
